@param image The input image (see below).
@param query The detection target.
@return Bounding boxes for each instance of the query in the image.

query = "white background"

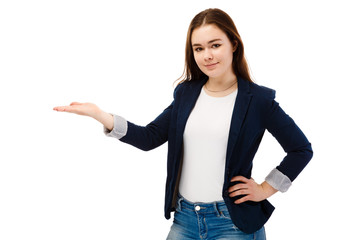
[1,0,359,239]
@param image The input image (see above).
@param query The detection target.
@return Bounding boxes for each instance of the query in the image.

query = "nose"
[204,49,213,61]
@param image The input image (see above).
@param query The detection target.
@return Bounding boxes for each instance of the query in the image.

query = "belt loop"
[214,202,221,217]
[176,195,184,211]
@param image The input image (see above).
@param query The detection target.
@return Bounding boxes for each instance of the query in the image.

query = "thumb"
[70,102,82,106]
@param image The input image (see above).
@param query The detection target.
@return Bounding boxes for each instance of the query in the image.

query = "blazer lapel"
[225,78,253,163]
[176,78,207,143]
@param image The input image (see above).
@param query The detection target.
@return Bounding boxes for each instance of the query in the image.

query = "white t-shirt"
[179,87,238,202]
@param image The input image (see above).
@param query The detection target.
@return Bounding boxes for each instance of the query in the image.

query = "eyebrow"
[192,38,222,47]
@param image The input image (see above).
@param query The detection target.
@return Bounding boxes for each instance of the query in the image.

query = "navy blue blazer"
[119,76,313,233]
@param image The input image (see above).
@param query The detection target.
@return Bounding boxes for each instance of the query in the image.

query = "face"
[191,24,236,81]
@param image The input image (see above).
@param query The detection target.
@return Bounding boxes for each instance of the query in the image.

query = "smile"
[205,62,218,69]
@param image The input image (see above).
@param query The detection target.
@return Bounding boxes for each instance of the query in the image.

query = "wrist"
[91,107,103,119]
[95,110,114,131]
[261,181,278,199]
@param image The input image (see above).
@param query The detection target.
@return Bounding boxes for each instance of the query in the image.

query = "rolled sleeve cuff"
[265,168,292,193]
[103,114,128,139]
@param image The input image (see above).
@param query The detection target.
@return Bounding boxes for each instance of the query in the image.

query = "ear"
[232,40,238,52]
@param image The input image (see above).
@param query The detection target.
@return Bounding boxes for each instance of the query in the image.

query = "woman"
[54,8,313,239]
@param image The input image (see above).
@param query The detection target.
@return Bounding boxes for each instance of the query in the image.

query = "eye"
[212,44,221,48]
[194,47,203,52]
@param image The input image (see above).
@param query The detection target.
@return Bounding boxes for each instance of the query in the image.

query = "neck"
[206,73,237,92]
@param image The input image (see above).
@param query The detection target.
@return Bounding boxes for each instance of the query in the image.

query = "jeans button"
[195,205,201,211]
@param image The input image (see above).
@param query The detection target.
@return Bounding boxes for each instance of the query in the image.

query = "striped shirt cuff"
[103,114,128,139]
[265,168,292,192]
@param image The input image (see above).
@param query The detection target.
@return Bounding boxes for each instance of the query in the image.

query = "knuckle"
[233,176,241,181]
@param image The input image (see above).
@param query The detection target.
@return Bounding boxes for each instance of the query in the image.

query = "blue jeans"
[166,195,266,240]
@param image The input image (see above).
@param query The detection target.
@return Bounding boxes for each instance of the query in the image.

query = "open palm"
[53,102,100,118]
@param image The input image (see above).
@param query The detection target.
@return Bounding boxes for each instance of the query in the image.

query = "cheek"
[223,51,233,65]
[193,54,203,67]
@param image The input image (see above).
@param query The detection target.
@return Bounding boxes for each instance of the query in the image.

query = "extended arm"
[54,101,174,151]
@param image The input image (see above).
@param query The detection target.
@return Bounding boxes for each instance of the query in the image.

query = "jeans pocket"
[219,208,232,220]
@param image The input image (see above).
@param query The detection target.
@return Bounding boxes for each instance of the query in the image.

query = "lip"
[204,62,218,69]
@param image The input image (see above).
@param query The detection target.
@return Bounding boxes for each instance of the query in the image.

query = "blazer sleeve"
[117,84,183,151]
[118,101,173,151]
[265,95,313,186]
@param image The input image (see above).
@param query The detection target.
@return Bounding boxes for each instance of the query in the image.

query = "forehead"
[191,24,228,44]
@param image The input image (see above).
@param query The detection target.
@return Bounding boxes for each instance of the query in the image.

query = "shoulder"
[248,81,276,100]
[173,78,206,98]
[173,81,187,98]
[244,80,277,113]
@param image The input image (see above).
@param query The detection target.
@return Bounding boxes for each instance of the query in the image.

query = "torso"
[179,86,238,202]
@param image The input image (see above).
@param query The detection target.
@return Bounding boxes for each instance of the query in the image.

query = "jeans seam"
[203,216,208,239]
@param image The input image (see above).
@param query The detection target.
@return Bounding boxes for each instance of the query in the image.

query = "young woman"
[54,8,313,240]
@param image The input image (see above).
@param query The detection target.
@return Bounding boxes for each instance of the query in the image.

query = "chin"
[205,72,223,79]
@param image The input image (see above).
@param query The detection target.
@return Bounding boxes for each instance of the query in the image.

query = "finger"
[235,195,251,204]
[53,106,67,111]
[54,105,76,113]
[228,183,247,193]
[229,189,250,197]
[230,176,249,183]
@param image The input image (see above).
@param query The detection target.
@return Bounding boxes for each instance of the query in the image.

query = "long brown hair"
[178,8,253,84]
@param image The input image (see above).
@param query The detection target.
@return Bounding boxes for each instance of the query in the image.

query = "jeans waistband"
[176,194,228,215]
